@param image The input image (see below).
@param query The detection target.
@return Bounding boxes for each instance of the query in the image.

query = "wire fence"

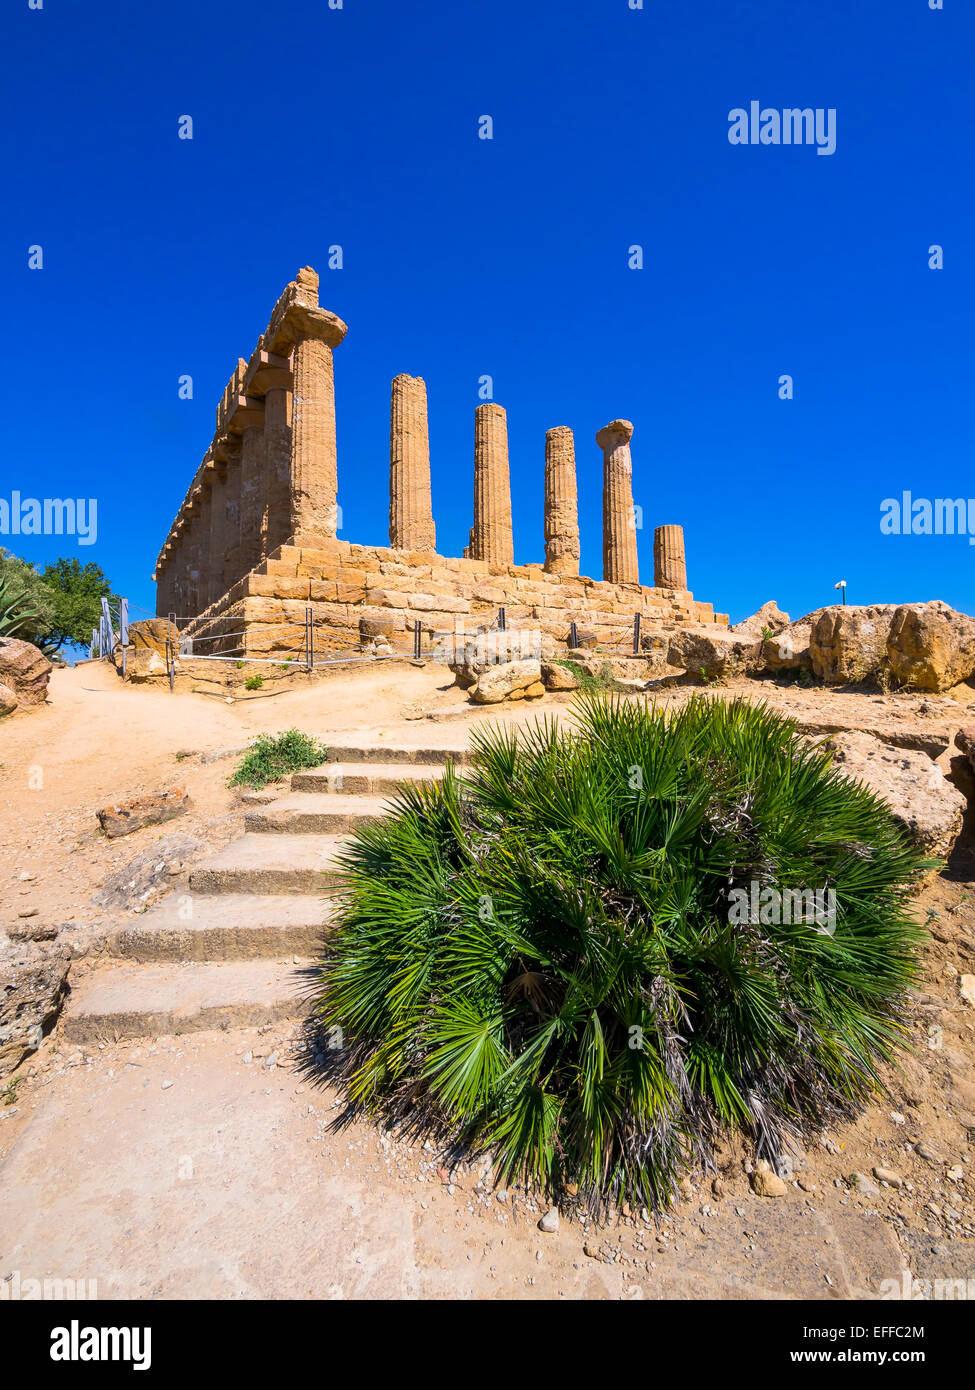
[94,600,656,689]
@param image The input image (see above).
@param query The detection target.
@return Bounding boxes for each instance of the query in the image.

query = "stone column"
[389,374,436,551]
[543,426,580,576]
[238,417,266,575]
[155,556,170,618]
[182,514,201,617]
[654,524,687,590]
[207,467,229,606]
[195,488,212,612]
[216,438,241,593]
[263,386,292,557]
[597,419,639,585]
[472,403,513,566]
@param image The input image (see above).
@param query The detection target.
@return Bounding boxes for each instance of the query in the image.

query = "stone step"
[63,958,315,1043]
[189,834,347,895]
[244,793,389,835]
[103,895,336,963]
[291,762,447,795]
[323,743,469,767]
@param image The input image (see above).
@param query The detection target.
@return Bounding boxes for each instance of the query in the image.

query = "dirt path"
[1,662,973,1300]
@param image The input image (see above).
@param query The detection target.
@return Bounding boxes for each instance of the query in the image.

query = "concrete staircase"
[63,745,467,1044]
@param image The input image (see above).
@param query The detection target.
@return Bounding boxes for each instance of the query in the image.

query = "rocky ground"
[0,657,973,1299]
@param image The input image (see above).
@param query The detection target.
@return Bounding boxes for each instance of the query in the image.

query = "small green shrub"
[244,675,264,691]
[555,658,621,693]
[228,729,330,789]
[317,694,927,1214]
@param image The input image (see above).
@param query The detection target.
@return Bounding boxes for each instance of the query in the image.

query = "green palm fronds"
[317,693,927,1213]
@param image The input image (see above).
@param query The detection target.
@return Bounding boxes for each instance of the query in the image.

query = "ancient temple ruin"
[153,266,727,659]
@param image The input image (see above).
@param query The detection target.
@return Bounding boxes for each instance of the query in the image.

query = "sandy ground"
[0,661,973,1299]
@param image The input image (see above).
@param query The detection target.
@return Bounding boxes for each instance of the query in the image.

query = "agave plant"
[317,694,927,1213]
[0,570,45,639]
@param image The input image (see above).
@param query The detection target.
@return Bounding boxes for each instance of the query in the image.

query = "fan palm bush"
[317,694,927,1212]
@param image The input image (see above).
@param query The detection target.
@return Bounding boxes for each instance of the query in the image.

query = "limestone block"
[365,589,410,609]
[241,575,294,599]
[97,787,189,839]
[826,730,965,860]
[809,605,899,684]
[887,600,975,692]
[410,592,471,613]
[471,658,543,704]
[0,638,52,706]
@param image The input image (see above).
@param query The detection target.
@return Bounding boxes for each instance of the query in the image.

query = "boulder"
[886,601,975,692]
[541,660,581,691]
[359,616,399,641]
[825,730,965,860]
[92,832,206,912]
[0,682,17,717]
[96,787,189,839]
[731,601,790,638]
[0,941,70,1079]
[666,625,762,679]
[762,612,822,673]
[471,658,543,704]
[125,649,168,682]
[809,605,898,684]
[127,618,173,658]
[447,629,553,688]
[0,636,52,706]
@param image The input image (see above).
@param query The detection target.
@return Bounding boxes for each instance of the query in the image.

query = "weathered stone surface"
[653,525,686,590]
[0,941,70,1079]
[445,628,552,687]
[0,637,52,706]
[96,787,190,839]
[128,618,173,656]
[667,625,762,678]
[886,600,975,692]
[809,605,898,684]
[125,650,169,683]
[471,404,513,566]
[359,617,399,641]
[0,682,17,717]
[543,426,580,577]
[541,660,581,691]
[390,374,436,552]
[826,730,965,859]
[597,420,638,585]
[471,658,542,704]
[92,833,206,912]
[732,601,790,638]
[762,612,822,673]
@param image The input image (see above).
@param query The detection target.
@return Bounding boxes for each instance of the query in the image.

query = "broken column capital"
[596,418,634,450]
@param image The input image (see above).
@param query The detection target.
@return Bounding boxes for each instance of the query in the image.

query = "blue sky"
[1,0,971,624]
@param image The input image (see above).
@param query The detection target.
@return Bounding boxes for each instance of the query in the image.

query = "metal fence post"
[119,597,129,679]
[305,607,313,672]
[569,621,578,650]
[168,611,176,692]
[413,620,421,660]
[633,613,641,654]
[498,607,506,632]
